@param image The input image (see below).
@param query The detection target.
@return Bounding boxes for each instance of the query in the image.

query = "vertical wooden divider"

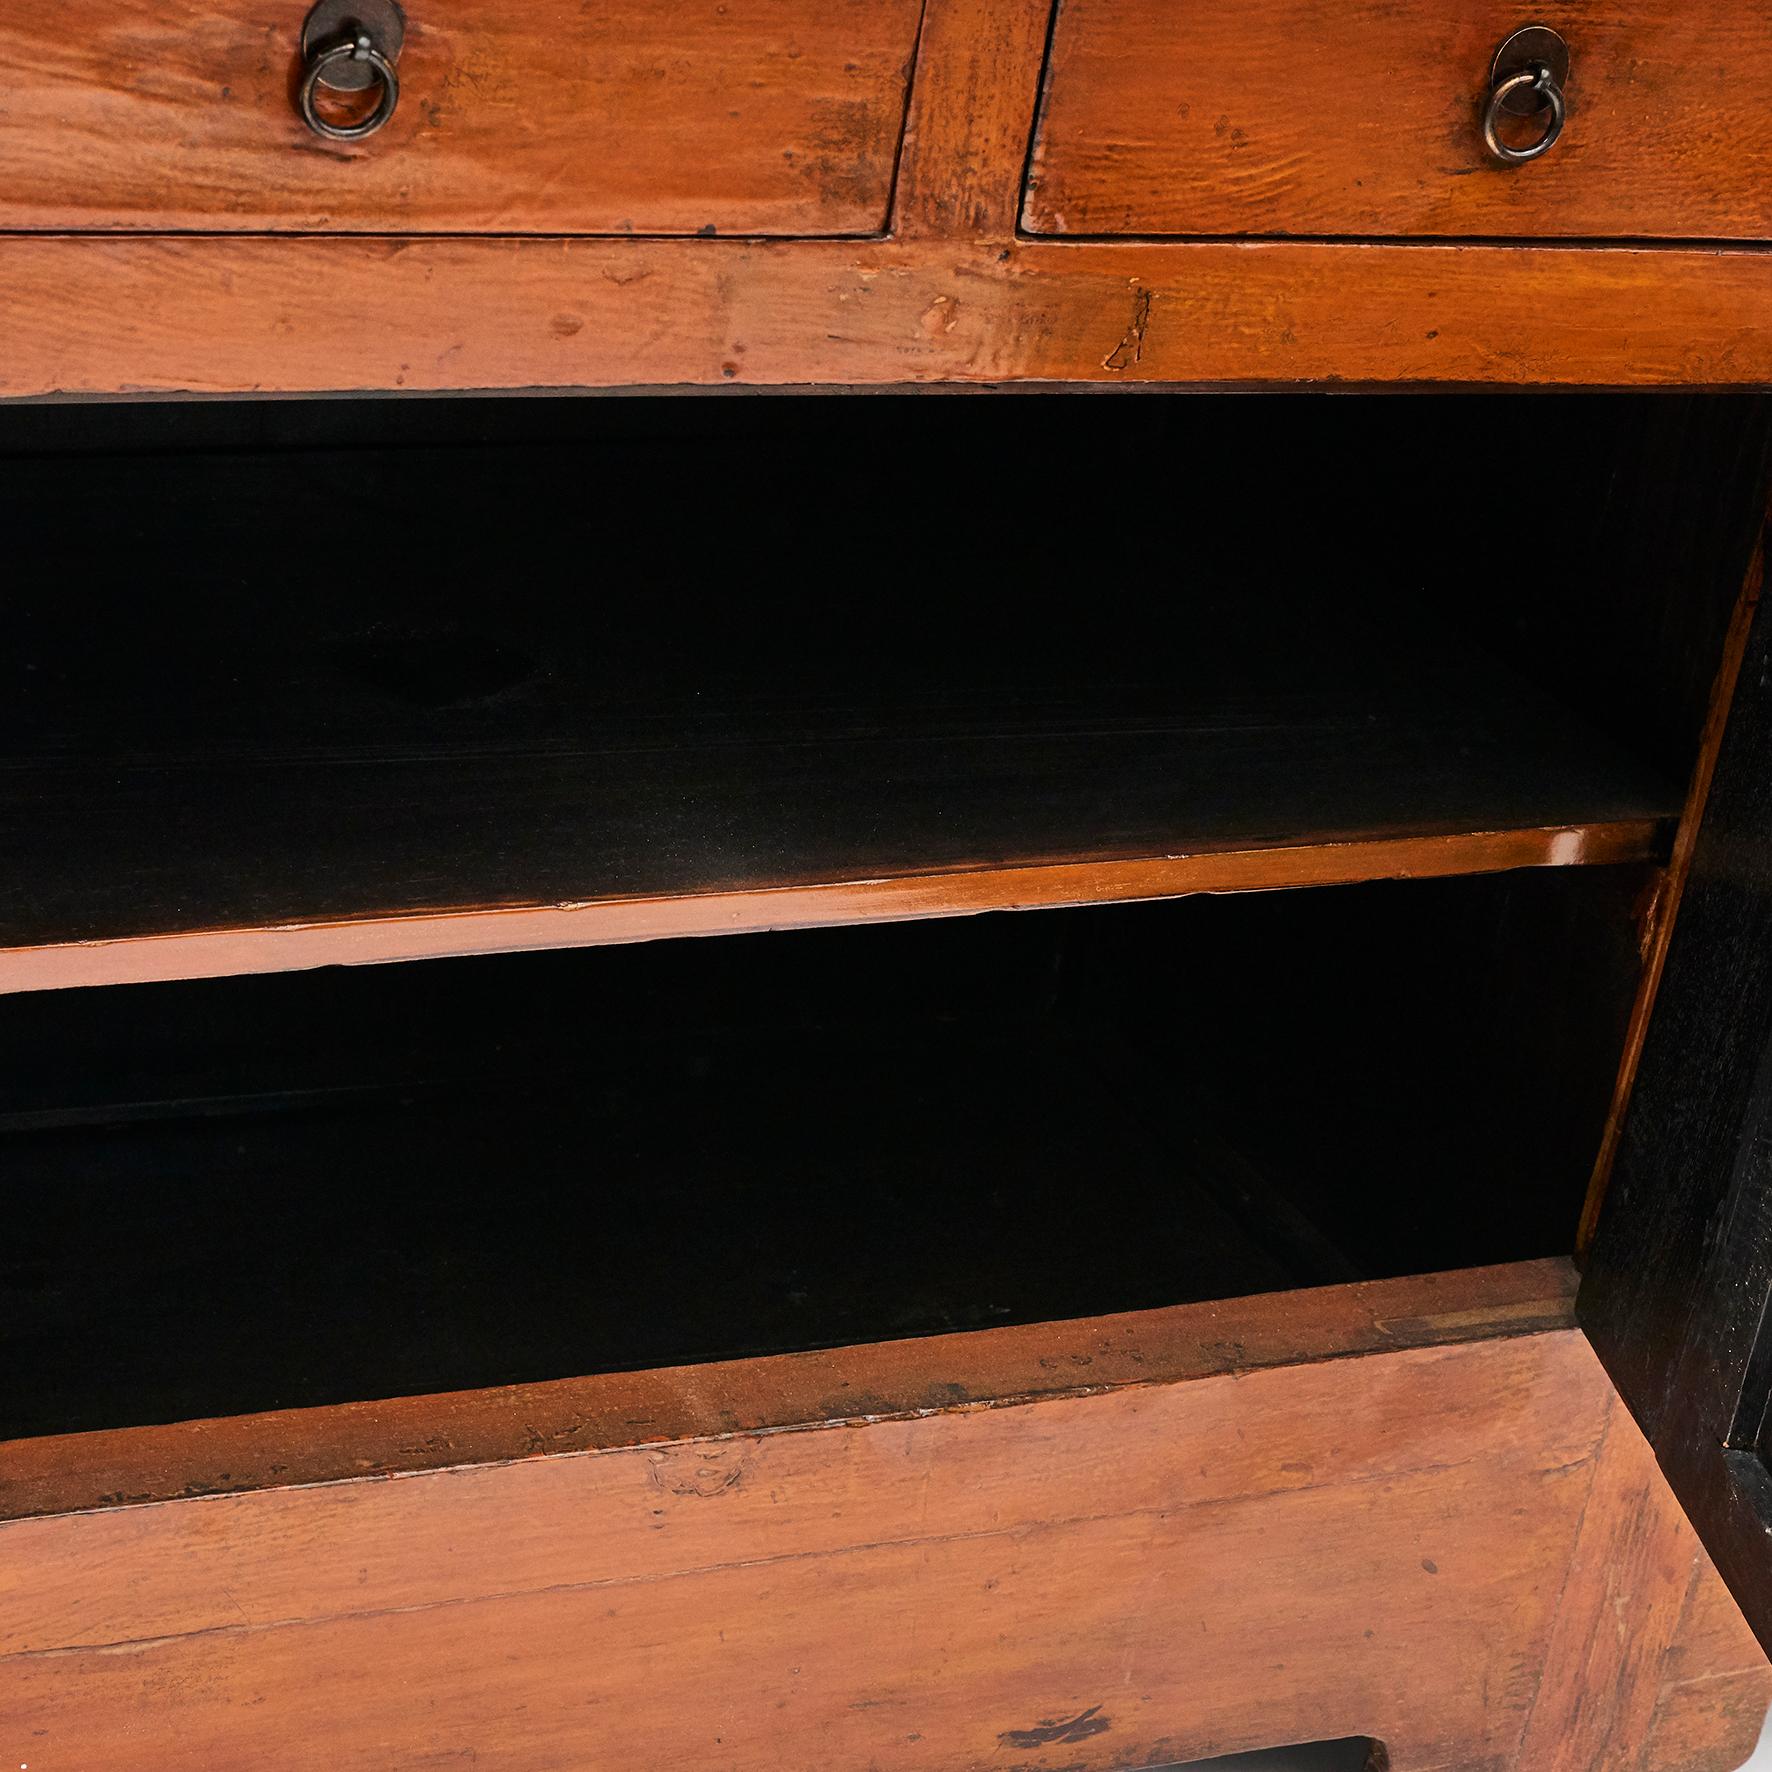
[892,0,1052,241]
[1579,535,1768,1253]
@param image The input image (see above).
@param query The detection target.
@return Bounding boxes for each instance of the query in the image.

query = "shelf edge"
[0,818,1669,994]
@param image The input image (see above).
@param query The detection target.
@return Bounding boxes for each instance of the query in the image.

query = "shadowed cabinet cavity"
[3,390,1771,1771]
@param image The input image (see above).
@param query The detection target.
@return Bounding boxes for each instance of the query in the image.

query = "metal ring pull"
[298,23,400,140]
[1482,25,1569,166]
[1483,64,1565,164]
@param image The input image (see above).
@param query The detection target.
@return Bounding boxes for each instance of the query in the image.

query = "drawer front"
[0,0,922,235]
[1023,3,1772,240]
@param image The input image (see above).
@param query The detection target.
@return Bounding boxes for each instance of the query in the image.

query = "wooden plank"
[0,821,1666,994]
[0,1268,1600,1765]
[0,1462,1590,1771]
[3,236,1772,397]
[892,0,1050,239]
[0,1260,1583,1521]
[1644,1669,1772,1772]
[1024,1,1772,241]
[0,1263,1757,1772]
[0,0,922,236]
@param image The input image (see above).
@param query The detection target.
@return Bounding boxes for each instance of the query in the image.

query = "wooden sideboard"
[7,8,1772,1772]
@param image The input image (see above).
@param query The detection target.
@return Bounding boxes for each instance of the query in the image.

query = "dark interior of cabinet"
[2,392,1765,949]
[1,866,1642,1439]
[1,390,1766,1440]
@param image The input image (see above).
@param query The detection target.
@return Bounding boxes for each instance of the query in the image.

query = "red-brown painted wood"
[0,822,1664,995]
[0,0,923,236]
[1025,1,1772,241]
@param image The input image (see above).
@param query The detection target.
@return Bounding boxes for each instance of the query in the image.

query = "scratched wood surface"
[0,1263,1764,1772]
[1025,0,1772,240]
[4,235,1772,397]
[0,0,922,235]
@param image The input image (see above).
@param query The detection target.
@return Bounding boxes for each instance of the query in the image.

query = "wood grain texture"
[3,235,1771,397]
[1515,1393,1718,1772]
[894,0,1049,239]
[1645,1547,1772,1772]
[0,1263,1761,1772]
[0,0,1770,391]
[1024,0,1772,240]
[0,0,922,236]
[0,823,1665,994]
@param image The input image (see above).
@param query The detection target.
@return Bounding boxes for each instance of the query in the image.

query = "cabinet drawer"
[1023,2,1772,240]
[0,0,922,236]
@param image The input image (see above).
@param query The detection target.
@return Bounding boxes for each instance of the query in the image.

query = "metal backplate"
[1490,25,1570,116]
[300,0,406,91]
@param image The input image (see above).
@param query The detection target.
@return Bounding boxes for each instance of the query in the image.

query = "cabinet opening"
[2,388,1765,1446]
[3,864,1640,1440]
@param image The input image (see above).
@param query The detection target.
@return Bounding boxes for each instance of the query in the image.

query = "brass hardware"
[298,0,405,141]
[1482,25,1569,166]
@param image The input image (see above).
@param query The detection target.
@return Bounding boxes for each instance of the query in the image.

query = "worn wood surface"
[0,0,1770,390]
[893,0,1045,239]
[0,1263,1763,1772]
[1647,1549,1772,1772]
[1514,1395,1721,1772]
[0,0,921,236]
[4,235,1772,397]
[1025,1,1772,240]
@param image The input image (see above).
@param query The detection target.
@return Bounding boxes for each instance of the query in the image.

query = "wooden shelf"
[4,652,1677,980]
[0,423,1683,992]
[2,605,1676,991]
[0,823,1665,992]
